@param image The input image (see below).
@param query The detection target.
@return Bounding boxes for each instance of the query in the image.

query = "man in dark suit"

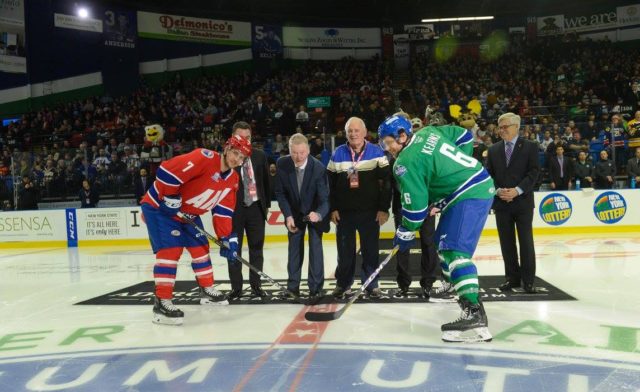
[274,133,330,300]
[252,96,271,135]
[134,168,154,205]
[227,121,271,299]
[548,145,574,190]
[486,113,540,293]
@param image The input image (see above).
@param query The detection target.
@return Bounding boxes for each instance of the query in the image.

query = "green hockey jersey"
[393,126,495,231]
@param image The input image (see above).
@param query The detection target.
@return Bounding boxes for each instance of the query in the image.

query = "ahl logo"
[201,149,214,158]
[171,230,181,236]
[211,173,221,182]
[539,193,572,225]
[593,191,627,224]
[394,165,407,177]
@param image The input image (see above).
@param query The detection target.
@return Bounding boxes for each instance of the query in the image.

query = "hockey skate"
[441,299,492,343]
[152,297,184,326]
[428,280,457,303]
[199,286,229,305]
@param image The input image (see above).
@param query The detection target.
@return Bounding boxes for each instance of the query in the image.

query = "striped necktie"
[505,142,513,165]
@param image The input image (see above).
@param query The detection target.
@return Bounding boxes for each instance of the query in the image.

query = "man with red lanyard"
[226,121,271,299]
[327,117,392,299]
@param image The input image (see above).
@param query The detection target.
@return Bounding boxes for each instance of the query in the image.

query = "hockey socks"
[439,250,479,304]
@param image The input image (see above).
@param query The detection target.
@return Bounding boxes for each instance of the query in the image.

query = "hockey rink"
[0,232,639,391]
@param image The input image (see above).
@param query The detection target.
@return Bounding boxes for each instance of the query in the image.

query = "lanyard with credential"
[348,141,367,189]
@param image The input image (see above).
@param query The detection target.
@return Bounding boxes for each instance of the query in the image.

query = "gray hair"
[497,112,521,128]
[344,116,366,131]
[288,133,309,149]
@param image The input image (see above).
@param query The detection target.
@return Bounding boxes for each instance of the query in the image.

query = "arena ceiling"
[114,0,629,25]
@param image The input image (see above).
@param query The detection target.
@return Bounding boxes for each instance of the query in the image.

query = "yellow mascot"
[141,124,172,176]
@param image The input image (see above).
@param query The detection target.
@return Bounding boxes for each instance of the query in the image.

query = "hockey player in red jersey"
[141,134,252,325]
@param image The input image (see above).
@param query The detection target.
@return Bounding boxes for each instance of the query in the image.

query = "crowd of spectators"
[1,35,639,210]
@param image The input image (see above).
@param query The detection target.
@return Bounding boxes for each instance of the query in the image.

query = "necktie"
[296,167,304,192]
[558,157,563,178]
[505,142,513,165]
[243,161,252,206]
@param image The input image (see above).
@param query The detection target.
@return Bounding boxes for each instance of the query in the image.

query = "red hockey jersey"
[141,148,239,239]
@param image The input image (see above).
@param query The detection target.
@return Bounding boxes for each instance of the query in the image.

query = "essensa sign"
[158,15,233,33]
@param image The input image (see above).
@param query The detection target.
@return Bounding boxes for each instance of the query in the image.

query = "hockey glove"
[393,226,415,253]
[220,234,239,264]
[159,195,182,217]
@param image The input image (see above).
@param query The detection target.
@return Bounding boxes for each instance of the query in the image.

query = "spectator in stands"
[107,152,127,195]
[133,168,153,205]
[79,179,100,208]
[548,145,573,190]
[539,130,553,152]
[268,163,277,201]
[310,136,324,159]
[17,176,39,210]
[595,150,615,189]
[574,151,595,188]
[566,131,589,159]
[627,147,640,188]
[334,129,347,147]
[0,160,8,177]
[252,96,271,135]
[273,133,286,156]
[295,105,309,131]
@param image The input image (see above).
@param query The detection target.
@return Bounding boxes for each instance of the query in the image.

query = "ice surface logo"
[2,344,640,391]
[593,191,627,224]
[539,193,572,226]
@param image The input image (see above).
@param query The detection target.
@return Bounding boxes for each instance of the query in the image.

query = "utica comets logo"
[593,191,627,224]
[539,193,572,225]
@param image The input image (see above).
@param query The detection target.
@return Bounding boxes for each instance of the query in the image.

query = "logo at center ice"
[593,191,627,224]
[539,193,572,225]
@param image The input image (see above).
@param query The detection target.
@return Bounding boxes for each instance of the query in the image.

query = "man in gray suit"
[275,133,330,300]
[628,147,640,187]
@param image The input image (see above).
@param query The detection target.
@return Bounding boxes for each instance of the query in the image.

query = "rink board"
[0,189,638,247]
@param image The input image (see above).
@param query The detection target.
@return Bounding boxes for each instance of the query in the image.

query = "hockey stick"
[304,245,399,322]
[177,212,309,305]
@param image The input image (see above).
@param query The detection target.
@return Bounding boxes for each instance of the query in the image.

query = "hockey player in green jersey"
[378,114,495,343]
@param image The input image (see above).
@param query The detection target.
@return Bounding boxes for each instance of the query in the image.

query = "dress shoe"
[499,280,521,292]
[251,287,268,297]
[523,283,538,293]
[367,288,382,299]
[332,286,352,298]
[308,289,323,300]
[395,286,410,297]
[226,289,242,300]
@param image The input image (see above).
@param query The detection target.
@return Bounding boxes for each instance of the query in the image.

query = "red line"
[232,303,336,392]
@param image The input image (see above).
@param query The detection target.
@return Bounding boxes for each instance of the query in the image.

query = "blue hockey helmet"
[378,115,413,142]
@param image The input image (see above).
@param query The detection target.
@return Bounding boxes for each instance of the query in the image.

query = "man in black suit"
[252,96,271,135]
[134,168,154,205]
[548,145,574,191]
[274,133,330,300]
[227,121,271,299]
[486,113,540,293]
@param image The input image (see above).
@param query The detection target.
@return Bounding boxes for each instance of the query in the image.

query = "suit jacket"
[274,155,330,233]
[234,148,271,219]
[628,156,640,178]
[547,154,574,188]
[486,138,540,211]
[134,174,154,204]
